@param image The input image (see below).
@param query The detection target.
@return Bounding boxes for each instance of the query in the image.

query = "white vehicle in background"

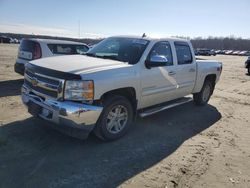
[232,51,241,55]
[21,36,222,141]
[14,38,89,75]
[239,51,250,56]
[9,37,15,43]
[239,51,247,56]
[9,38,19,44]
[225,50,234,55]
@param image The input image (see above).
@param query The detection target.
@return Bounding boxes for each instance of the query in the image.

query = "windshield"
[87,37,149,64]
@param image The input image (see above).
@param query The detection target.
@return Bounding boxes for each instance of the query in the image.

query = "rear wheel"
[193,80,213,105]
[94,95,133,141]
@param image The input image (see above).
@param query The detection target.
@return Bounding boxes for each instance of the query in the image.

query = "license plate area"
[18,50,32,60]
[28,101,42,116]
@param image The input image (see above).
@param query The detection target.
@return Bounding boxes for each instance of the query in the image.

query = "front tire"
[94,95,133,141]
[193,80,213,105]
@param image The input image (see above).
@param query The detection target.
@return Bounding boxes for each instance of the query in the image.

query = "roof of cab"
[111,35,190,42]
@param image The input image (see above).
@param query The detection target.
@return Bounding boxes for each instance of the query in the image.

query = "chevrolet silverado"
[21,36,222,141]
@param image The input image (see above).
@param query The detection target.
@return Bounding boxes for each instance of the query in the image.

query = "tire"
[248,67,250,75]
[93,95,133,141]
[193,80,213,106]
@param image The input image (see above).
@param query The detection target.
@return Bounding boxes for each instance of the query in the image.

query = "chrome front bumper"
[21,85,103,139]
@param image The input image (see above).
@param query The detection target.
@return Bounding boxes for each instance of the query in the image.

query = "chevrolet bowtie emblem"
[30,77,38,86]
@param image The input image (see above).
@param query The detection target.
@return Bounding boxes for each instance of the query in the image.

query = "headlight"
[64,80,94,101]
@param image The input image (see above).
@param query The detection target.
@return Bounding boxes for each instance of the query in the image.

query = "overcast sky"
[0,0,249,39]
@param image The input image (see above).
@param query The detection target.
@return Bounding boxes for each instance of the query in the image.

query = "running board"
[139,97,193,118]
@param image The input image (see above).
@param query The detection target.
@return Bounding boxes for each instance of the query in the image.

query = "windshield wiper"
[98,55,118,61]
[85,52,96,57]
[85,53,125,62]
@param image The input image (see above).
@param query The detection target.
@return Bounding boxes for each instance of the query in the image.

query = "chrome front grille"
[24,69,64,99]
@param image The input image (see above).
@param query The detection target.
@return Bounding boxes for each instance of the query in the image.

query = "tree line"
[191,37,250,51]
[2,33,250,51]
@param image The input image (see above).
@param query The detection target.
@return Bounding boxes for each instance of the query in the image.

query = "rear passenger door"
[174,42,196,97]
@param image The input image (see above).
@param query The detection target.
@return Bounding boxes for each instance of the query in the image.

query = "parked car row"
[0,36,19,43]
[195,48,249,74]
[14,38,89,75]
[195,48,216,56]
[0,36,11,43]
[9,38,20,44]
[214,50,250,56]
[195,49,250,56]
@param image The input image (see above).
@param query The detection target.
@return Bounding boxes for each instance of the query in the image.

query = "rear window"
[47,44,89,55]
[174,42,193,65]
[19,40,36,52]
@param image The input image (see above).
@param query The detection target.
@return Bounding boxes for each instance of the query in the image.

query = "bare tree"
[191,36,250,51]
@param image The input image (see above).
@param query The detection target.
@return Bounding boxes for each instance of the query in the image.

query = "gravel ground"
[0,44,250,188]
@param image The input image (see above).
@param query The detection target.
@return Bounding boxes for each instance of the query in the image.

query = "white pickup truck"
[21,36,222,141]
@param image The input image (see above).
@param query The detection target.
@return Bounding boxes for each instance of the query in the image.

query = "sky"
[0,0,249,39]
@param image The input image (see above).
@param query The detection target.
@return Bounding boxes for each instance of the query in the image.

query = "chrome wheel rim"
[202,84,211,102]
[106,105,128,134]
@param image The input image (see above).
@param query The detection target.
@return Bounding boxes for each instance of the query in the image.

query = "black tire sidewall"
[96,96,133,141]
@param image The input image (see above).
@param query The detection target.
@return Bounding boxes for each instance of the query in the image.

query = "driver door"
[140,41,178,109]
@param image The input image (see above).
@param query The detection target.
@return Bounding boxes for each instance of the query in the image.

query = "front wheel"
[193,80,213,105]
[94,95,133,141]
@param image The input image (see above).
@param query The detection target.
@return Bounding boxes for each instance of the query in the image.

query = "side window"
[48,44,81,55]
[148,41,173,66]
[56,45,73,54]
[174,42,193,65]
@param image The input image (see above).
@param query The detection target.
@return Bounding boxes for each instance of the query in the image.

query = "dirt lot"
[0,43,250,188]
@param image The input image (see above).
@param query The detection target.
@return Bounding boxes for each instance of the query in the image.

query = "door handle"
[189,68,196,72]
[168,71,176,76]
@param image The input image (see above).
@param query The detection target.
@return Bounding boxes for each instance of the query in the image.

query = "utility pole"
[78,20,81,38]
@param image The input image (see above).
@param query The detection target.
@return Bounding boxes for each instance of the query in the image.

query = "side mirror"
[145,55,168,69]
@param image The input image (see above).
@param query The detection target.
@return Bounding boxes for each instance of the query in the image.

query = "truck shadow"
[0,79,23,98]
[0,102,221,188]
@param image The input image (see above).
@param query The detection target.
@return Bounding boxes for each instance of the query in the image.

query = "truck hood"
[30,55,132,74]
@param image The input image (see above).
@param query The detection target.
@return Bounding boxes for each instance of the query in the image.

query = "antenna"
[142,33,146,38]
